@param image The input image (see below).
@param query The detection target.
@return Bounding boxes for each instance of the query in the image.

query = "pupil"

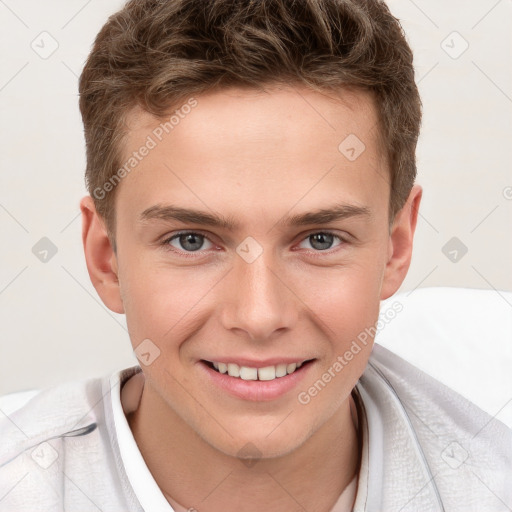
[311,233,333,250]
[181,233,203,251]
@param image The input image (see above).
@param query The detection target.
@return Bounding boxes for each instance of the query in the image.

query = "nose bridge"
[221,246,297,340]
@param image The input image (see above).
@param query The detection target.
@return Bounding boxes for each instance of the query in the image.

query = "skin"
[80,84,421,512]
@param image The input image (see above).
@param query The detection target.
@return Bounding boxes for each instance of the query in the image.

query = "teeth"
[227,363,240,378]
[240,366,258,380]
[258,366,276,381]
[209,360,308,381]
[275,363,287,377]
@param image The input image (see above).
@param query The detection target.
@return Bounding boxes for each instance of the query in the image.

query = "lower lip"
[197,360,315,402]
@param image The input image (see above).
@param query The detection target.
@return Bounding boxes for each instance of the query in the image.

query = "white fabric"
[1,344,511,511]
[0,390,41,416]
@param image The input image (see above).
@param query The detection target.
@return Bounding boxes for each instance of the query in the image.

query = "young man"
[1,0,511,511]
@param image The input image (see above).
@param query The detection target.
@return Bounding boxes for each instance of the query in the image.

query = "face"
[82,84,421,459]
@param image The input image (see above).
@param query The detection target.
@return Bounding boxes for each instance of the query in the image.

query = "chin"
[205,428,308,462]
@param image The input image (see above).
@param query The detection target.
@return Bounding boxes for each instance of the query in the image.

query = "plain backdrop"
[0,0,511,422]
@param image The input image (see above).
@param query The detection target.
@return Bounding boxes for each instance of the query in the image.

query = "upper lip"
[201,357,314,368]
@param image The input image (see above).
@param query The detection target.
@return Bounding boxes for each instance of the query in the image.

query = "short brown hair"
[79,0,422,246]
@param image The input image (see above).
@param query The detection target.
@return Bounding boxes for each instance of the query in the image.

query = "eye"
[297,231,345,252]
[160,230,347,257]
[162,231,214,253]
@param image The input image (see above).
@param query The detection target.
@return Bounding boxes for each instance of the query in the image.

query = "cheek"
[119,256,217,350]
[299,257,384,332]
[117,256,172,346]
[296,256,384,382]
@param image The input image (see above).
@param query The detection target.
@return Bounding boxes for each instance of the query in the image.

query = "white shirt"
[1,343,511,511]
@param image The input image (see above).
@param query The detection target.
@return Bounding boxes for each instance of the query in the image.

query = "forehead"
[115,84,389,225]
[124,84,383,151]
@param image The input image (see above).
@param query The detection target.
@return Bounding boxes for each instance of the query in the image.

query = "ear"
[80,195,124,314]
[380,184,423,301]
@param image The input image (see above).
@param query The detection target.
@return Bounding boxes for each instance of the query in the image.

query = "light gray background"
[0,1,511,401]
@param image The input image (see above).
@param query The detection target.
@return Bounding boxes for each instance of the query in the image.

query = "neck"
[128,381,360,512]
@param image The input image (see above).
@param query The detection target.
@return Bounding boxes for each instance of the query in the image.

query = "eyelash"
[160,230,348,258]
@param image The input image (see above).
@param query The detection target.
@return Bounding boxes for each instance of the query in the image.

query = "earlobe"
[80,196,125,314]
[380,185,423,301]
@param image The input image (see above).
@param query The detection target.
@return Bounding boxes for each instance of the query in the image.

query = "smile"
[199,358,316,401]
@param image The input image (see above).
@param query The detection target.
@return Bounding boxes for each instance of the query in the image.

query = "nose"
[220,249,299,342]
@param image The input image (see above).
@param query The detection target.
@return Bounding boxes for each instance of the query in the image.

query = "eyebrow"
[138,203,371,230]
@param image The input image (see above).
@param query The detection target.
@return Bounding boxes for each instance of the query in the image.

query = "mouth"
[200,358,315,381]
[198,357,316,401]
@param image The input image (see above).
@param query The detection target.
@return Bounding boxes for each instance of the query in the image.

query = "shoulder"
[0,375,105,461]
[361,344,512,510]
[366,343,511,437]
[0,367,141,511]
